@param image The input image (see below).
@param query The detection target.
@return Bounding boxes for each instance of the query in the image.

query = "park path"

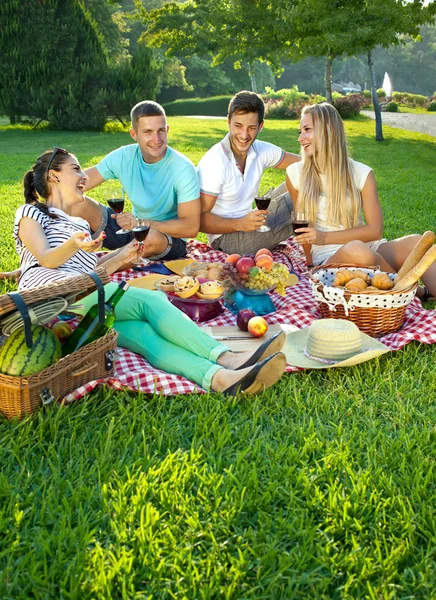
[362,110,436,138]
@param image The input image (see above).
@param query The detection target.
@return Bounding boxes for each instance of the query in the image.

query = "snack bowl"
[155,280,225,322]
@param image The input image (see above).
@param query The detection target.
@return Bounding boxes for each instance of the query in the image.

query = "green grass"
[1,116,436,599]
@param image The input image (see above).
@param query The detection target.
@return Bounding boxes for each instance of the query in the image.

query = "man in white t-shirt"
[197,90,300,254]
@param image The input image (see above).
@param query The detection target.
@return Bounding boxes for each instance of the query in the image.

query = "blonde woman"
[286,103,435,300]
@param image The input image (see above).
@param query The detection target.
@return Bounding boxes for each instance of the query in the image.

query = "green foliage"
[163,96,232,116]
[363,89,372,99]
[0,0,109,129]
[385,101,399,112]
[105,43,159,125]
[427,101,436,111]
[392,91,431,108]
[333,94,365,118]
[309,94,327,104]
[377,88,386,98]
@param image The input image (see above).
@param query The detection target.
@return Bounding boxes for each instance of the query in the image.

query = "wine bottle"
[62,281,128,356]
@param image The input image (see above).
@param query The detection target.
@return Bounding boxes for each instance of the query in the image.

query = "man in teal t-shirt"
[71,101,200,260]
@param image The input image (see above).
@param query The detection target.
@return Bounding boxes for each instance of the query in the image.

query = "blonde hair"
[297,103,361,228]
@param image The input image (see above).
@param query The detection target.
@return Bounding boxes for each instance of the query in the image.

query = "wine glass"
[105,187,131,235]
[291,211,312,266]
[132,224,150,266]
[254,191,272,232]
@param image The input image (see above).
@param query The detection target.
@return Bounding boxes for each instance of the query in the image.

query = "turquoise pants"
[77,282,230,390]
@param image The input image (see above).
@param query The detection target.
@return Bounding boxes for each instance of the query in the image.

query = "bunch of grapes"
[223,261,289,295]
[245,263,289,295]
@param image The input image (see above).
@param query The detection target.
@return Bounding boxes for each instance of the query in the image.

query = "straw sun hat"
[283,319,389,369]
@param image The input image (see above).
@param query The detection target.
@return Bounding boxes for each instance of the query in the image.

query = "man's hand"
[238,209,269,232]
[111,211,137,231]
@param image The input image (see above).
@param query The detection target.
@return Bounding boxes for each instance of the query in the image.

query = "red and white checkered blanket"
[63,238,436,402]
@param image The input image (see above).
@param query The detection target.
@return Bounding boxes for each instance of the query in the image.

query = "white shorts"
[314,238,388,266]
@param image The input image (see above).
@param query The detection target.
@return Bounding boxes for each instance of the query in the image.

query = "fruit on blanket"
[255,248,273,259]
[0,325,62,376]
[52,321,73,342]
[247,316,268,338]
[236,309,255,331]
[236,257,255,273]
[225,254,241,266]
[255,254,273,271]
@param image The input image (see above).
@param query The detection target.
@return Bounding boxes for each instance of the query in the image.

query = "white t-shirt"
[197,134,285,244]
[286,159,377,265]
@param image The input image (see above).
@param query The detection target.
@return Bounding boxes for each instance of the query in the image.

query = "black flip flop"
[236,331,286,370]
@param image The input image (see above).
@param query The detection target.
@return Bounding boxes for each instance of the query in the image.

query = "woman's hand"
[115,240,139,267]
[294,227,326,245]
[72,231,105,253]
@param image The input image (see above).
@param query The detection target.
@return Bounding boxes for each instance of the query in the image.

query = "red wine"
[255,197,271,210]
[291,220,309,234]
[107,198,125,213]
[132,225,150,242]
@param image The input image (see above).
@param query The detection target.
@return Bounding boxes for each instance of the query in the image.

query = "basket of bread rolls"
[309,232,436,337]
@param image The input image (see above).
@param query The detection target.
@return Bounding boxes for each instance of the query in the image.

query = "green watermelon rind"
[0,325,62,377]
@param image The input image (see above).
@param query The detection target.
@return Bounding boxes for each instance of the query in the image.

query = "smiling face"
[130,115,169,164]
[298,112,314,157]
[228,111,264,157]
[49,154,88,202]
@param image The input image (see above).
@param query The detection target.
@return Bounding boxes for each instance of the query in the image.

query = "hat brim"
[283,327,390,369]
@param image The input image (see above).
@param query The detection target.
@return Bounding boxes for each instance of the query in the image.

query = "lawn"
[0,117,436,599]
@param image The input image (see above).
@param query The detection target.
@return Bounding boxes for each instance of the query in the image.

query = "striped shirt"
[14,204,98,290]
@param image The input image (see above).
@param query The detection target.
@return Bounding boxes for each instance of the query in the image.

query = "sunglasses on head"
[46,146,69,175]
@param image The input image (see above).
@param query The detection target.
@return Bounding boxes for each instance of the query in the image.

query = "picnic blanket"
[63,238,436,403]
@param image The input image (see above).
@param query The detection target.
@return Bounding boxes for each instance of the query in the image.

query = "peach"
[247,316,268,338]
[225,253,241,265]
[255,248,273,259]
[255,254,273,271]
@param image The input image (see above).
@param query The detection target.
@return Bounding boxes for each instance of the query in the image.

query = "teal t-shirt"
[96,144,200,221]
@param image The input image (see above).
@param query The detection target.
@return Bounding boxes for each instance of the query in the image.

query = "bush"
[332,93,365,119]
[385,101,399,112]
[264,100,290,119]
[427,101,436,112]
[363,90,372,99]
[392,91,429,107]
[163,96,232,116]
[377,88,386,98]
[309,94,326,104]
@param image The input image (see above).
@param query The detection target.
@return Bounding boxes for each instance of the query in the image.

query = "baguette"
[396,231,435,278]
[393,245,436,291]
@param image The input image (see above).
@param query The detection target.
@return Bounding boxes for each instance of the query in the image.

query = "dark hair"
[23,149,72,217]
[130,101,166,129]
[228,90,265,124]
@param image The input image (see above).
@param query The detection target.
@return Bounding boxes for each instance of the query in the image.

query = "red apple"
[235,256,255,274]
[247,316,268,338]
[236,309,255,332]
[255,248,273,259]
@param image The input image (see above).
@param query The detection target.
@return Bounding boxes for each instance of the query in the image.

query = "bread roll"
[371,272,394,290]
[345,277,368,292]
[396,231,435,278]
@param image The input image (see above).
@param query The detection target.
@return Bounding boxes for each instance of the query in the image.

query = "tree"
[0,0,109,129]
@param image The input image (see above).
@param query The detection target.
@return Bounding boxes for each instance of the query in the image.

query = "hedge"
[163,96,232,116]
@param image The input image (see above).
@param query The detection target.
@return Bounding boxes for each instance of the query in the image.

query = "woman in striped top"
[13,147,287,395]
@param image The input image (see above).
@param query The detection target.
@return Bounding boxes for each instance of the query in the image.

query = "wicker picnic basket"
[309,263,418,337]
[0,267,119,419]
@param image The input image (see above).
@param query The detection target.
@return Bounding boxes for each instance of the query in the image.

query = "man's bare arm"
[115,198,201,238]
[83,166,106,192]
[275,151,301,170]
